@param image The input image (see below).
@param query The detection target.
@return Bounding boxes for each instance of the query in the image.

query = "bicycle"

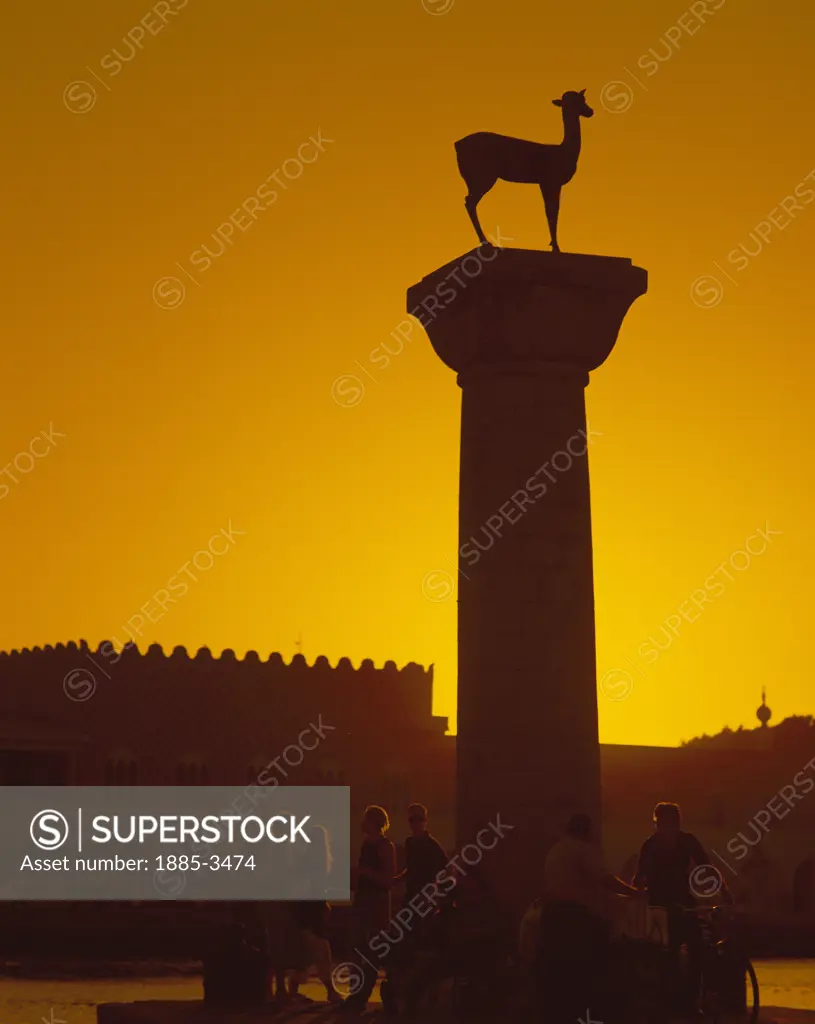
[604,903,759,1023]
[686,904,759,1021]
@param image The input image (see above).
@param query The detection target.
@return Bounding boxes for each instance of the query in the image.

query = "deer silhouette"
[455,89,594,253]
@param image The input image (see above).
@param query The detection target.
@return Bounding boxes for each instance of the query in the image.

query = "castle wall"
[1,643,813,912]
[0,641,457,852]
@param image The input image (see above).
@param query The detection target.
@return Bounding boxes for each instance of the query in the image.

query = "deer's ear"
[552,99,562,107]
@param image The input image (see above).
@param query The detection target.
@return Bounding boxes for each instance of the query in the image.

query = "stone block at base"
[98,1003,213,1024]
[97,1002,383,1024]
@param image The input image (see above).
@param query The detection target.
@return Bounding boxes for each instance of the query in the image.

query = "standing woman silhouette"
[340,805,397,1013]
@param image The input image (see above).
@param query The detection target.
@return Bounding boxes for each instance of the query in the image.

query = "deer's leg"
[463,181,494,246]
[541,185,561,252]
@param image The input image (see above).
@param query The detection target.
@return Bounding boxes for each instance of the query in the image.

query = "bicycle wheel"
[745,958,760,1022]
[702,949,759,1020]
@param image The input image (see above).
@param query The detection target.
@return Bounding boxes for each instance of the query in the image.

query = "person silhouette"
[289,823,341,1003]
[633,801,732,1014]
[399,803,448,907]
[537,814,638,1022]
[339,805,397,1015]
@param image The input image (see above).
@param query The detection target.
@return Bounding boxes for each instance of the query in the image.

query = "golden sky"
[3,0,813,747]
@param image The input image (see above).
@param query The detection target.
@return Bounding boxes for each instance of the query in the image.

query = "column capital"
[407,247,647,382]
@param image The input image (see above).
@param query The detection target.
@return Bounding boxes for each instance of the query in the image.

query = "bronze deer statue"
[455,89,594,252]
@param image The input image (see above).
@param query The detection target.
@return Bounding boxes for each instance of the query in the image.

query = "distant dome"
[757,688,772,727]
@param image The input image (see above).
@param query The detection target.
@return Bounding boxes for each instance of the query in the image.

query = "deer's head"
[552,89,594,118]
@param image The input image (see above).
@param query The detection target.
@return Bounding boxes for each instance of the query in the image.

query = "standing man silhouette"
[538,813,639,1021]
[634,801,732,1013]
[401,803,448,906]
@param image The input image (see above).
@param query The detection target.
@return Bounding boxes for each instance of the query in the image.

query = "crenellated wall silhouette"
[1,640,435,677]
[0,641,438,726]
[0,640,456,846]
[2,643,813,915]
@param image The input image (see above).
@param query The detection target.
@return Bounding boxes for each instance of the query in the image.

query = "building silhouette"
[1,643,813,921]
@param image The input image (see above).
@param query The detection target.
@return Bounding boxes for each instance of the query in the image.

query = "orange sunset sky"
[3,0,813,747]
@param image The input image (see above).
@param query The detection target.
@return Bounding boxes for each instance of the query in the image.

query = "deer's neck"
[560,113,582,157]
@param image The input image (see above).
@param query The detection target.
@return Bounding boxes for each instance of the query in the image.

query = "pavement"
[96,970,815,1024]
[759,1013,815,1024]
[97,999,815,1024]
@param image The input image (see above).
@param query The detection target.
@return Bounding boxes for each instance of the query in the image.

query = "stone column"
[407,248,647,915]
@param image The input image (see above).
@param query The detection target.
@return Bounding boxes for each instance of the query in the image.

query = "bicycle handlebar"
[652,903,732,915]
